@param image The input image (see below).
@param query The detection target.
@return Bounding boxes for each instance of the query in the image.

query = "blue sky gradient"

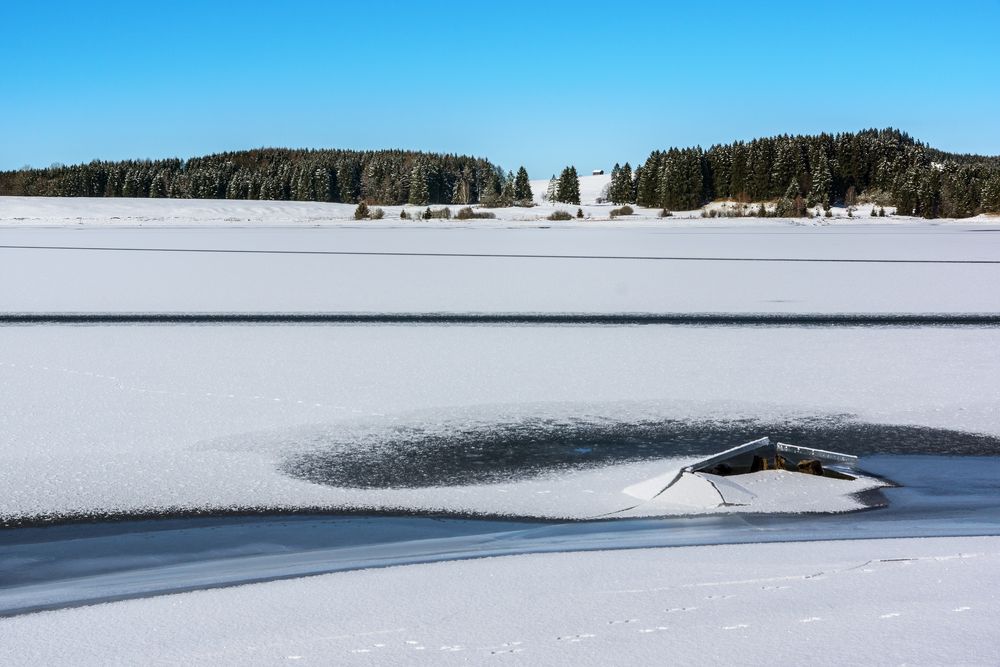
[3,0,999,177]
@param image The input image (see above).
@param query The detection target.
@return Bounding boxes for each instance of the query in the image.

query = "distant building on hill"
[592,169,604,175]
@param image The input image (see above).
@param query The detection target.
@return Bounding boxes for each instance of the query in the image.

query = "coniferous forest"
[0,148,504,207]
[627,128,1000,218]
[2,129,999,217]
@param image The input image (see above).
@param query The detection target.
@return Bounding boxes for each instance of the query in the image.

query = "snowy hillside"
[530,172,612,205]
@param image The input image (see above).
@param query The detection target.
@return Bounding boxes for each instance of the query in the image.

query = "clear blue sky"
[3,0,999,178]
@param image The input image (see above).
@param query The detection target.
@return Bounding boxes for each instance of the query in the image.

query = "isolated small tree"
[400,208,407,219]
[422,206,432,220]
[353,201,369,220]
[576,207,584,218]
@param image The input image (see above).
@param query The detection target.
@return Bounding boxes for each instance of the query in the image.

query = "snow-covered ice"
[2,196,999,665]
[1,201,999,314]
[2,535,997,666]
[1,324,997,521]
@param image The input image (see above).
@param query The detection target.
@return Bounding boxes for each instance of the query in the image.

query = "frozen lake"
[2,222,1000,313]
[2,212,999,664]
[2,322,999,522]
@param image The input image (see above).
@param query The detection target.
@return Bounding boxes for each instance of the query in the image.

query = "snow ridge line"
[2,244,1000,263]
[2,313,1000,325]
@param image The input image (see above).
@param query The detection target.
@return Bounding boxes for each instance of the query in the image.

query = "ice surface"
[2,198,999,663]
[2,535,997,665]
[1,325,997,521]
[2,202,999,313]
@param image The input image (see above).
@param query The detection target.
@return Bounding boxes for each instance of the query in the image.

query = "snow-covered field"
[2,196,999,664]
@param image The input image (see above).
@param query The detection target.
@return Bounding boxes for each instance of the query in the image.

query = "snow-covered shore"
[2,190,999,226]
[3,535,998,665]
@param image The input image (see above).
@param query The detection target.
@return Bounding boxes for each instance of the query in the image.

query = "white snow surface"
[3,197,1000,664]
[1,200,999,519]
[1,198,1000,314]
[3,535,998,666]
[0,325,996,521]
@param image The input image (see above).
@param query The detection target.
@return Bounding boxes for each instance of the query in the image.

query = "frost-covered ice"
[2,202,999,519]
[1,325,997,521]
[2,197,1000,314]
[2,535,998,666]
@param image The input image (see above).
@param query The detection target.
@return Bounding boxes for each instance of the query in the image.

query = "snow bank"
[3,194,996,224]
[3,535,997,665]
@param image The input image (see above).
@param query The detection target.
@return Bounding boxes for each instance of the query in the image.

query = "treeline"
[4,129,1000,218]
[611,128,1000,218]
[0,148,512,206]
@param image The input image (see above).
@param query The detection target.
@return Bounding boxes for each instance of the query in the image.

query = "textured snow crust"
[1,325,997,521]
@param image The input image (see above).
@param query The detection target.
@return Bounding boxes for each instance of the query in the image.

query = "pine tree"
[556,166,581,204]
[513,166,532,204]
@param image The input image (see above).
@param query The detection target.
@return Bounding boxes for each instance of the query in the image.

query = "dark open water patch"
[281,416,1000,489]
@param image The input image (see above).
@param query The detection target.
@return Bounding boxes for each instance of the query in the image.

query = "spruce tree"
[982,175,1000,213]
[776,180,800,217]
[499,170,515,206]
[620,163,633,203]
[609,164,622,203]
[408,164,429,206]
[609,163,635,204]
[808,152,832,208]
[556,166,581,204]
[513,166,532,204]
